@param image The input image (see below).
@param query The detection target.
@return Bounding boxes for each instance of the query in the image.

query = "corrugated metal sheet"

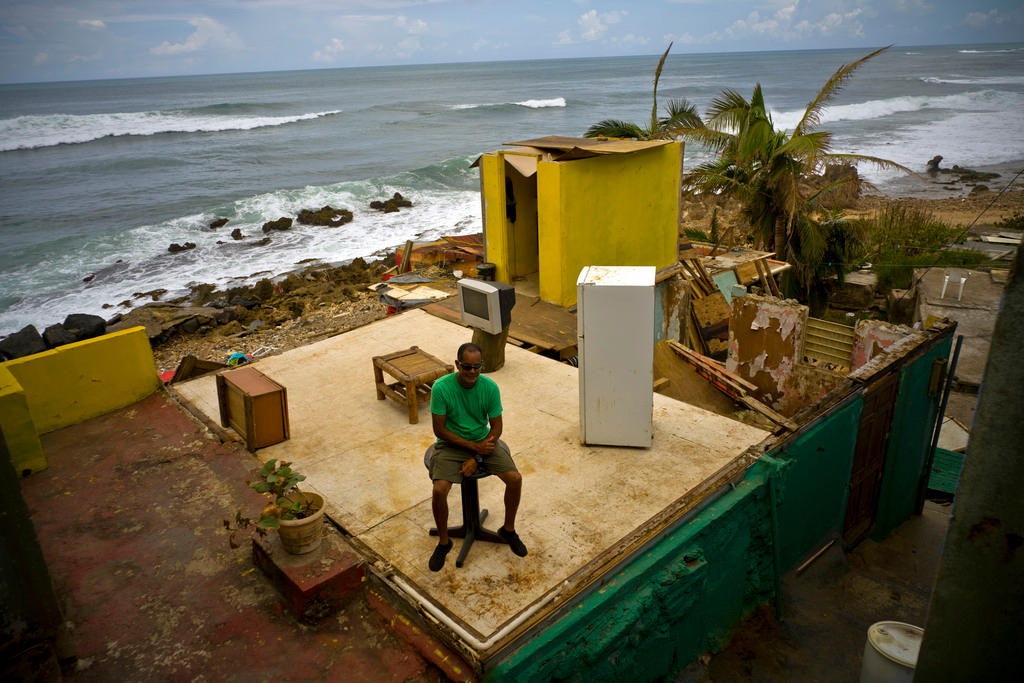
[802,317,855,368]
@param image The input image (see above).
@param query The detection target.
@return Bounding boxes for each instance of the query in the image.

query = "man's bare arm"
[431,413,492,455]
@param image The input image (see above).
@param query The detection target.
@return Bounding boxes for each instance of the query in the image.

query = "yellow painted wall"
[482,142,681,307]
[539,143,681,306]
[0,366,47,475]
[506,167,539,278]
[0,327,161,435]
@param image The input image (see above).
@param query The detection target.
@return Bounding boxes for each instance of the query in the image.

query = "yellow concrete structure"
[0,365,47,475]
[0,327,161,445]
[479,136,682,307]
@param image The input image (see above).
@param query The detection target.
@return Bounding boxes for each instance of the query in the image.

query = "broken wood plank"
[655,262,683,283]
[667,341,757,392]
[399,240,414,273]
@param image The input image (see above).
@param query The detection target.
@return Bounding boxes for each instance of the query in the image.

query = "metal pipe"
[916,334,963,513]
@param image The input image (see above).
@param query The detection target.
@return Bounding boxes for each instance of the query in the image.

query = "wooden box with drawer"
[216,367,290,451]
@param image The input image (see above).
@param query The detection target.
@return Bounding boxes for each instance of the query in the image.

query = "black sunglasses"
[457,361,484,371]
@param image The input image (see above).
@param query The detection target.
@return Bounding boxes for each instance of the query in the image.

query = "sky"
[1,0,1021,83]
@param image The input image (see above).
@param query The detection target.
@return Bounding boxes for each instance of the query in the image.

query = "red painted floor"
[21,392,441,682]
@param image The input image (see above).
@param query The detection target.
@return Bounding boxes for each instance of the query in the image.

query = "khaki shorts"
[427,439,516,484]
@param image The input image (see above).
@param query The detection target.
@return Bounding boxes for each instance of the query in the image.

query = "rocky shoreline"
[2,178,1022,371]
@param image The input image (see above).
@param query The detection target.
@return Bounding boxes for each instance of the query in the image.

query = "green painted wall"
[872,336,952,539]
[487,330,950,682]
[489,465,777,682]
[770,398,863,571]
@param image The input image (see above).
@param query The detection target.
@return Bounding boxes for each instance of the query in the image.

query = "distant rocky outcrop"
[0,325,47,360]
[231,228,243,240]
[168,242,197,253]
[370,192,413,213]
[209,218,229,229]
[805,162,862,209]
[297,205,353,227]
[262,217,293,232]
[926,155,943,174]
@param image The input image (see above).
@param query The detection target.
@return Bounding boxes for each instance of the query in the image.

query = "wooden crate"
[216,367,290,450]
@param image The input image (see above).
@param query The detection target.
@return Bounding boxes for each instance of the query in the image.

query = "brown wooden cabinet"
[216,367,290,451]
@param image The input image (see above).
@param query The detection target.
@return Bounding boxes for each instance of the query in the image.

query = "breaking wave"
[958,48,1022,54]
[771,90,1023,130]
[451,97,566,110]
[921,75,1024,85]
[0,108,343,151]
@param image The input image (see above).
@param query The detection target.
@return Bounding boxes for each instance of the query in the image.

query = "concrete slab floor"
[676,501,951,682]
[20,392,442,682]
[171,309,769,647]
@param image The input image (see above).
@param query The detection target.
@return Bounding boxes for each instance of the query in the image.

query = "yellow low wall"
[0,327,161,440]
[0,366,47,475]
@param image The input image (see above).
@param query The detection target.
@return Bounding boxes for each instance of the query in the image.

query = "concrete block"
[252,526,364,622]
[851,320,916,371]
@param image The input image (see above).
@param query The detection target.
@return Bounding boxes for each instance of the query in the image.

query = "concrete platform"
[171,310,769,657]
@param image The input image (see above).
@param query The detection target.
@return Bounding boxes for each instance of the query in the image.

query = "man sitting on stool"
[428,342,527,571]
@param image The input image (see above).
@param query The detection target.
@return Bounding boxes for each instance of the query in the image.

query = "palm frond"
[650,42,673,134]
[822,152,921,179]
[585,120,646,139]
[660,98,703,131]
[705,89,750,132]
[794,45,891,135]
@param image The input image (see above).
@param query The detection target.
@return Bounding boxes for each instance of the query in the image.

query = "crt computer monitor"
[457,278,515,334]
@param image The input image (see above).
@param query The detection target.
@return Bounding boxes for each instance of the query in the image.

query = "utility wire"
[897,167,1024,300]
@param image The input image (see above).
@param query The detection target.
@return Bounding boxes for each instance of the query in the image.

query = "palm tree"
[584,42,703,140]
[675,46,914,289]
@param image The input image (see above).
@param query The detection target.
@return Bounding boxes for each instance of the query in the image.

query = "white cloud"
[725,2,864,40]
[964,9,1002,28]
[578,9,625,41]
[557,29,574,45]
[612,33,649,46]
[5,25,32,39]
[33,51,48,65]
[395,36,421,57]
[149,17,242,57]
[312,37,345,62]
[78,19,106,30]
[69,50,103,63]
[395,15,427,34]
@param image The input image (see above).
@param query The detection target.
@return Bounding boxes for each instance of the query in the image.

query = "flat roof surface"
[172,310,768,647]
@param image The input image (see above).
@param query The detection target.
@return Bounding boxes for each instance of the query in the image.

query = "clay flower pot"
[276,492,325,554]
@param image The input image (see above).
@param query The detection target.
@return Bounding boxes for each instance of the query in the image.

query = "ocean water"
[2,43,1023,336]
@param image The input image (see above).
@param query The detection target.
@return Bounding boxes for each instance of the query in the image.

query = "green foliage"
[584,43,702,141]
[684,227,710,242]
[874,249,986,292]
[854,203,985,293]
[864,205,962,260]
[224,459,318,548]
[995,210,1024,231]
[710,208,721,244]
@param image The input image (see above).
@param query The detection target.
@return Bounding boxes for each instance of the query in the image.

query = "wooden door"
[843,371,900,545]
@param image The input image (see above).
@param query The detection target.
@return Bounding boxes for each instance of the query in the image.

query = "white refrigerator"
[577,265,655,447]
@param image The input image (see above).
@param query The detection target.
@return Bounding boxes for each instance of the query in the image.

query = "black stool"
[424,442,509,568]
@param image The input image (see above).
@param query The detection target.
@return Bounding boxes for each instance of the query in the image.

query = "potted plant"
[225,459,325,554]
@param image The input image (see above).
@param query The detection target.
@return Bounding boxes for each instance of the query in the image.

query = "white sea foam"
[0,175,482,335]
[959,48,1022,54]
[921,75,1024,85]
[771,90,1023,130]
[450,97,566,110]
[0,109,343,151]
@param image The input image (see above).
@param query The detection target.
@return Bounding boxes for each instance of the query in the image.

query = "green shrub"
[874,249,986,292]
[867,205,961,260]
[995,210,1024,231]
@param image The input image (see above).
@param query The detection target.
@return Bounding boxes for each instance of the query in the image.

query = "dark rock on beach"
[231,228,243,240]
[43,323,77,349]
[297,206,353,227]
[168,242,197,253]
[209,218,229,229]
[0,325,46,360]
[262,217,293,232]
[926,155,943,174]
[63,313,106,341]
[253,237,272,247]
[370,192,413,213]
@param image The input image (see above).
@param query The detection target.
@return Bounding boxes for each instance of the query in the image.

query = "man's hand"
[474,434,497,455]
[460,458,478,477]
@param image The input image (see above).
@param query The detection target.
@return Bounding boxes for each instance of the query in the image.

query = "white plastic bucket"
[859,621,924,683]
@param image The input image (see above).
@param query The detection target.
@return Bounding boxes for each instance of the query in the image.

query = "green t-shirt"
[429,372,502,442]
